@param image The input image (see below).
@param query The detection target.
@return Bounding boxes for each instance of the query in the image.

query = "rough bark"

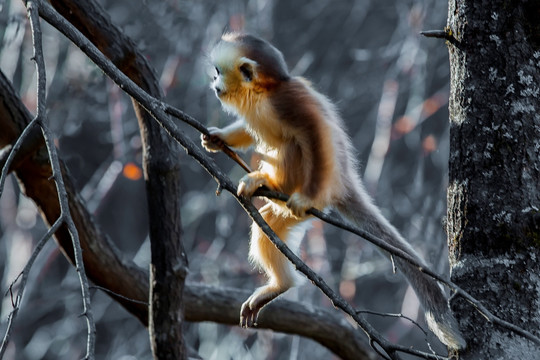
[446,0,540,358]
[47,0,188,358]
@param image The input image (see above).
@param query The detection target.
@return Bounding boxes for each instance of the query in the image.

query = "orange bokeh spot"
[229,14,245,32]
[422,97,441,118]
[123,162,142,181]
[339,279,356,300]
[394,115,415,135]
[422,135,437,154]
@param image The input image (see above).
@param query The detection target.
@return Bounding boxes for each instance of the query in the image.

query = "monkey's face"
[209,34,290,117]
[210,43,260,115]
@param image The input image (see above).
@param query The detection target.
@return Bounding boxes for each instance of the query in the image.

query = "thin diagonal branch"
[357,310,442,359]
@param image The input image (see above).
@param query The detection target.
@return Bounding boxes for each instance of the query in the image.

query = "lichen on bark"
[446,0,540,358]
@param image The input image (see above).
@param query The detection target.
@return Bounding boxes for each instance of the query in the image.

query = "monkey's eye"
[212,66,220,80]
[239,63,253,82]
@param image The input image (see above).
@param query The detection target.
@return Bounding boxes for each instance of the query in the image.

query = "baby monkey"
[202,33,465,350]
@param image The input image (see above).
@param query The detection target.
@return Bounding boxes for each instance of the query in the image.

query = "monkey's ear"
[239,57,257,82]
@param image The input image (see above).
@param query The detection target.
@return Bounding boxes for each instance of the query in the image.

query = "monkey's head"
[210,33,290,115]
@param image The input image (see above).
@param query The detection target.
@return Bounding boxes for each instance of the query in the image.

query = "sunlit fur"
[202,33,466,350]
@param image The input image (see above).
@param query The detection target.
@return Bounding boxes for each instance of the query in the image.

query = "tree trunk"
[446,0,540,358]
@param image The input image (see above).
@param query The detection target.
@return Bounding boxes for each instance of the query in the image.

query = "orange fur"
[206,34,339,326]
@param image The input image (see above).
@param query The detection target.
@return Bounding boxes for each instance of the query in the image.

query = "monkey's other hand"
[201,127,225,153]
[237,172,268,198]
[286,193,313,217]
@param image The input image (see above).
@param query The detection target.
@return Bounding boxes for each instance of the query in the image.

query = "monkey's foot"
[240,300,261,328]
[201,127,225,152]
[286,193,314,217]
[240,286,283,328]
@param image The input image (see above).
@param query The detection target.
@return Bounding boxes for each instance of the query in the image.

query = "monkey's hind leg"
[240,203,303,328]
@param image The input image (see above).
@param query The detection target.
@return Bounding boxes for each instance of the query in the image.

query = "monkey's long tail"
[336,186,466,350]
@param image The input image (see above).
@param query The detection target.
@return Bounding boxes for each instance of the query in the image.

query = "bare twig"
[0,119,40,198]
[357,310,442,359]
[420,30,450,39]
[0,217,63,358]
[22,2,96,359]
[420,29,460,47]
[29,0,540,355]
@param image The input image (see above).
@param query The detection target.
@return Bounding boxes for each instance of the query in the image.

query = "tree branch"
[420,28,460,47]
[184,283,375,360]
[23,2,96,359]
[0,218,62,358]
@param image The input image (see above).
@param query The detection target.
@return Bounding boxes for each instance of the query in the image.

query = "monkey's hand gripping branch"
[201,130,252,173]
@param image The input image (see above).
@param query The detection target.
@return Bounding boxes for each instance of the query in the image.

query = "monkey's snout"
[214,86,223,96]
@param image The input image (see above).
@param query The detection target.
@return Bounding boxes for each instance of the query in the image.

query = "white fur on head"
[210,39,240,73]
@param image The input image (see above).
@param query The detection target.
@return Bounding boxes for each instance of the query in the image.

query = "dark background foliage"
[0,0,451,358]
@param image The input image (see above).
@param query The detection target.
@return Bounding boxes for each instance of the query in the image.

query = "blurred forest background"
[0,0,454,359]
